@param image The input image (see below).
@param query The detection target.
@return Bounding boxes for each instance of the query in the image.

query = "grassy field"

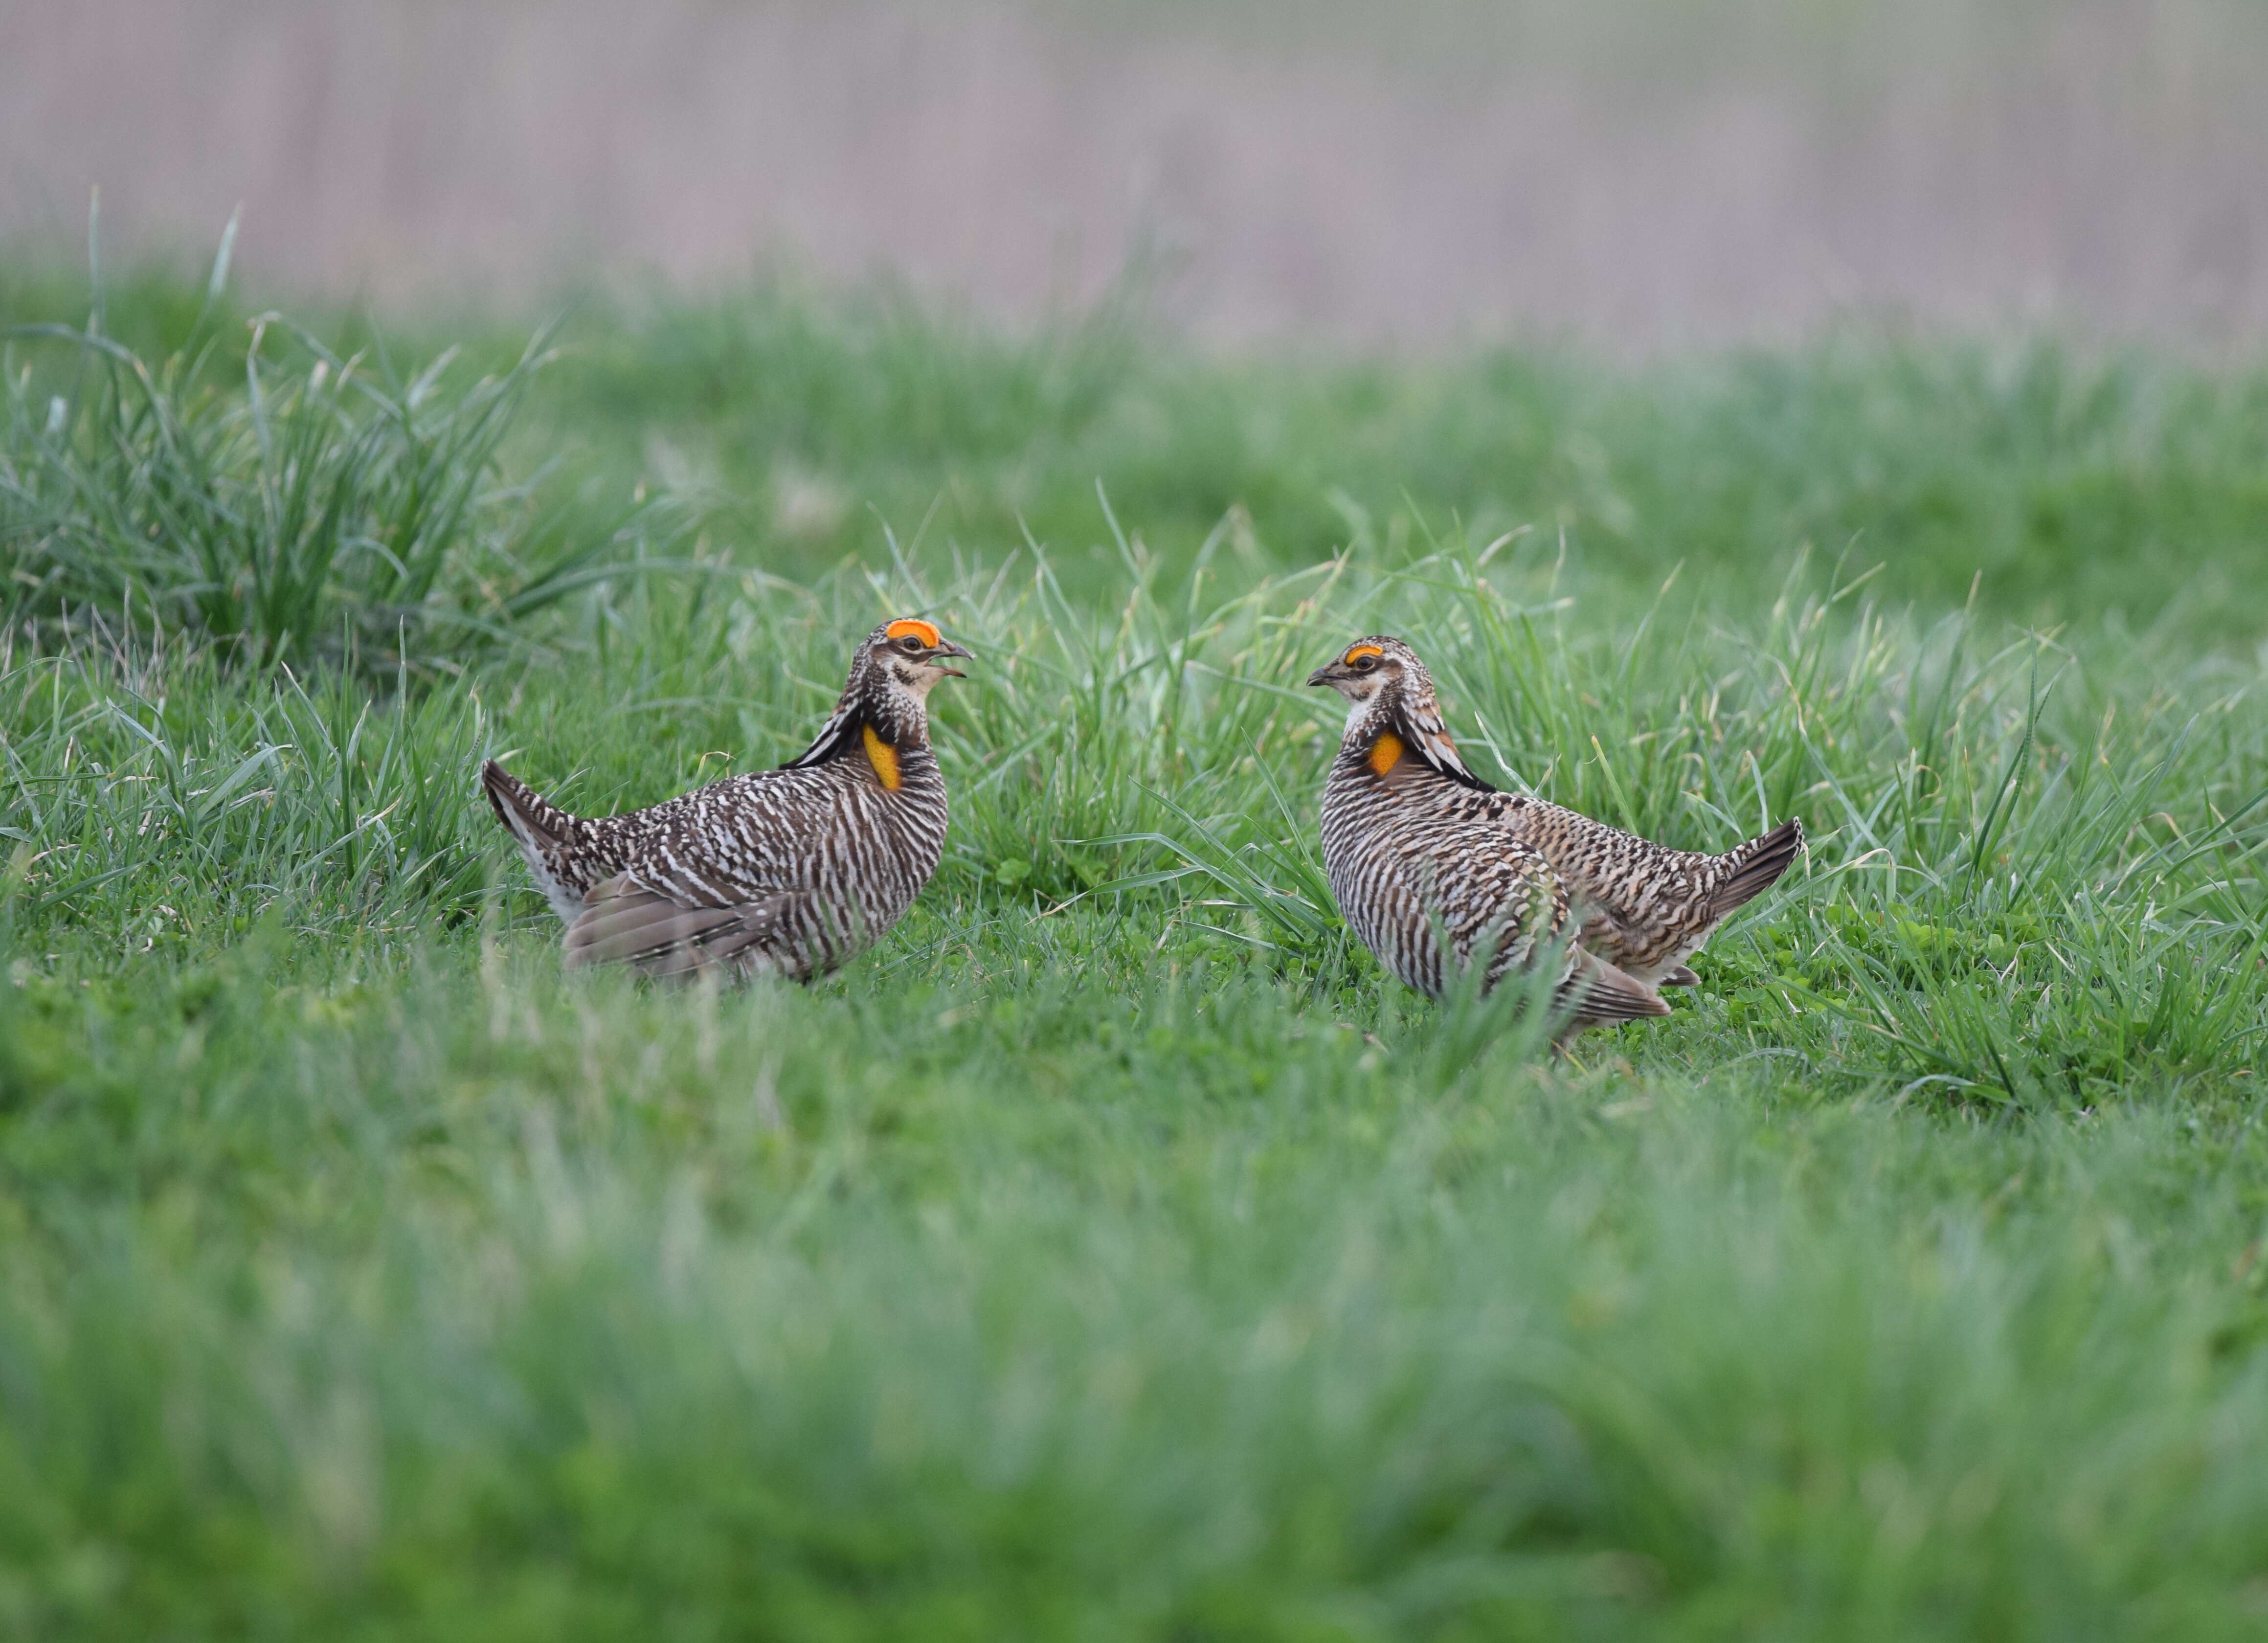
[4,262,2268,1638]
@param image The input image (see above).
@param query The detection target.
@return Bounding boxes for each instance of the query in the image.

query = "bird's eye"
[900,636,924,653]
[1354,654,1378,672]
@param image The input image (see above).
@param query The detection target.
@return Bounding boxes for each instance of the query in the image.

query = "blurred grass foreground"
[2,260,2268,1638]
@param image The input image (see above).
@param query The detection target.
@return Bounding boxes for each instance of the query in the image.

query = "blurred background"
[8,0,2268,353]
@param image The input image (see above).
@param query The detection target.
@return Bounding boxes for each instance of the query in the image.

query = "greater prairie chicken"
[1307,636,1803,1031]
[482,618,971,981]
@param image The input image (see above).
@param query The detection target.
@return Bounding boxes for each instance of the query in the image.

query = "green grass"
[2,264,2268,1638]
[2,295,675,674]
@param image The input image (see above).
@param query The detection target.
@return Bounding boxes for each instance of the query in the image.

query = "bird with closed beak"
[1307,635,1802,1033]
[482,618,972,982]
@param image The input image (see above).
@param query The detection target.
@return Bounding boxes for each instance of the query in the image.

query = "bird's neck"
[858,691,929,750]
[1339,690,1403,757]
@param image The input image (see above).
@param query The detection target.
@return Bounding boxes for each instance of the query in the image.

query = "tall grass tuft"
[2,302,663,672]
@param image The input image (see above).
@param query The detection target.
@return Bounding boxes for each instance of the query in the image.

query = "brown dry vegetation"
[7,0,2268,350]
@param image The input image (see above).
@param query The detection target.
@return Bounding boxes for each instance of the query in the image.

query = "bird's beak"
[932,640,974,677]
[1305,664,1337,688]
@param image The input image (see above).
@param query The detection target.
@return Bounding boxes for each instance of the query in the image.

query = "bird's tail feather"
[481,759,578,850]
[1708,818,1805,920]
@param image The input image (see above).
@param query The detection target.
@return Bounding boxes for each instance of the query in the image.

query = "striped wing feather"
[1483,799,1804,980]
[565,876,807,980]
[1560,952,1675,1024]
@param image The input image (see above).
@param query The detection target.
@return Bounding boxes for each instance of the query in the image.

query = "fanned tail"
[1708,818,1805,920]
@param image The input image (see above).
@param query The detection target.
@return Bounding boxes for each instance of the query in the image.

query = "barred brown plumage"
[1307,635,1804,1034]
[480,619,970,981]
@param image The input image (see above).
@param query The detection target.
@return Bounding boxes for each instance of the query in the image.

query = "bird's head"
[860,617,974,700]
[1306,634,1489,788]
[781,617,975,773]
[1306,635,1424,720]
[854,617,973,744]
